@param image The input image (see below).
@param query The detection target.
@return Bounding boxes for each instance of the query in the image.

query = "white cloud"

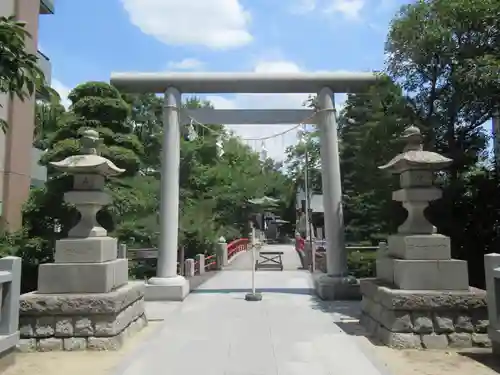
[290,0,366,20]
[377,0,399,11]
[51,79,71,109]
[253,61,302,74]
[121,0,252,49]
[289,0,316,14]
[324,0,365,20]
[167,58,205,71]
[203,61,347,162]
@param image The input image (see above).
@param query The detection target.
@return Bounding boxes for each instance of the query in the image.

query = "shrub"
[347,250,376,278]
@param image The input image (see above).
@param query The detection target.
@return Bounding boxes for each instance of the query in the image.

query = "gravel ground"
[3,322,161,375]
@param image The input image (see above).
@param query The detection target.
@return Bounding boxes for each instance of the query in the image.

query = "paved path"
[113,245,388,375]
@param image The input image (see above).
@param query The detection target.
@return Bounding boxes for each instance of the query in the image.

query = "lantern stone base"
[376,257,469,291]
[313,274,361,301]
[377,234,470,291]
[359,279,490,349]
[145,275,189,301]
[37,258,129,294]
[17,282,146,352]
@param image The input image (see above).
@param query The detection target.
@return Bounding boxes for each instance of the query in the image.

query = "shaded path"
[113,245,388,375]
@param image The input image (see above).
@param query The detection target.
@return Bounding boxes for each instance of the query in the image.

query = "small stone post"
[484,253,500,353]
[118,243,127,259]
[217,236,228,269]
[184,258,195,277]
[196,254,205,275]
[178,247,185,276]
[0,256,22,350]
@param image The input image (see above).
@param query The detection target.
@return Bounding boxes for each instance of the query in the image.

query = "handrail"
[124,237,249,276]
[37,49,51,61]
[227,238,249,260]
[204,254,217,270]
[296,237,378,252]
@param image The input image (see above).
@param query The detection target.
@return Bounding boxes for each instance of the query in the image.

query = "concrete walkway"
[113,245,388,375]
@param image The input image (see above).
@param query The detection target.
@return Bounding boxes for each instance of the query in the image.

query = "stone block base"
[38,258,129,294]
[0,332,19,355]
[313,274,361,300]
[145,275,189,301]
[377,257,469,290]
[360,279,490,349]
[18,282,147,352]
[394,259,469,290]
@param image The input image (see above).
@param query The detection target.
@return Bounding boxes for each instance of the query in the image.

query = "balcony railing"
[40,0,55,14]
[37,50,52,85]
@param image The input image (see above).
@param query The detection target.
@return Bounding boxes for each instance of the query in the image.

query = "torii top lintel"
[110,72,378,94]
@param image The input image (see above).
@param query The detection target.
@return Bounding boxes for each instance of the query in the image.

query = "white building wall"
[0,0,15,15]
[31,148,47,186]
[296,188,324,213]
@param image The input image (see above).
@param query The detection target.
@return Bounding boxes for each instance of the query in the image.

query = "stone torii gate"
[110,72,377,301]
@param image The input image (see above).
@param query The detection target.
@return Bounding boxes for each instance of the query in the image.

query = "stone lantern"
[37,129,128,293]
[19,130,147,352]
[359,126,488,350]
[375,125,468,290]
[51,129,125,239]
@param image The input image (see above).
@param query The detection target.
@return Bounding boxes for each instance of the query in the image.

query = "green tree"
[285,128,322,194]
[339,78,409,243]
[120,93,163,173]
[0,16,52,131]
[34,97,68,150]
[385,0,500,179]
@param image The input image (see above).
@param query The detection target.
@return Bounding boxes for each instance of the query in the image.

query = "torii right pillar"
[314,87,358,300]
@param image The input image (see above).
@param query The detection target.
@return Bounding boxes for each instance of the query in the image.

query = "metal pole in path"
[303,124,315,272]
[245,226,262,301]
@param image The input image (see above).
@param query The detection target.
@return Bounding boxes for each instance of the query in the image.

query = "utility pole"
[302,125,315,272]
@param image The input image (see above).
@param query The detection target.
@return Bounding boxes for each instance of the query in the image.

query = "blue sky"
[37,0,435,160]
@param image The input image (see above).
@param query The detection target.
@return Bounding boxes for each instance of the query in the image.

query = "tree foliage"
[0,16,53,131]
[386,0,500,177]
[339,78,410,243]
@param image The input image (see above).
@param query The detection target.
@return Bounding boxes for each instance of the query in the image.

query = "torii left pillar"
[145,86,189,301]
